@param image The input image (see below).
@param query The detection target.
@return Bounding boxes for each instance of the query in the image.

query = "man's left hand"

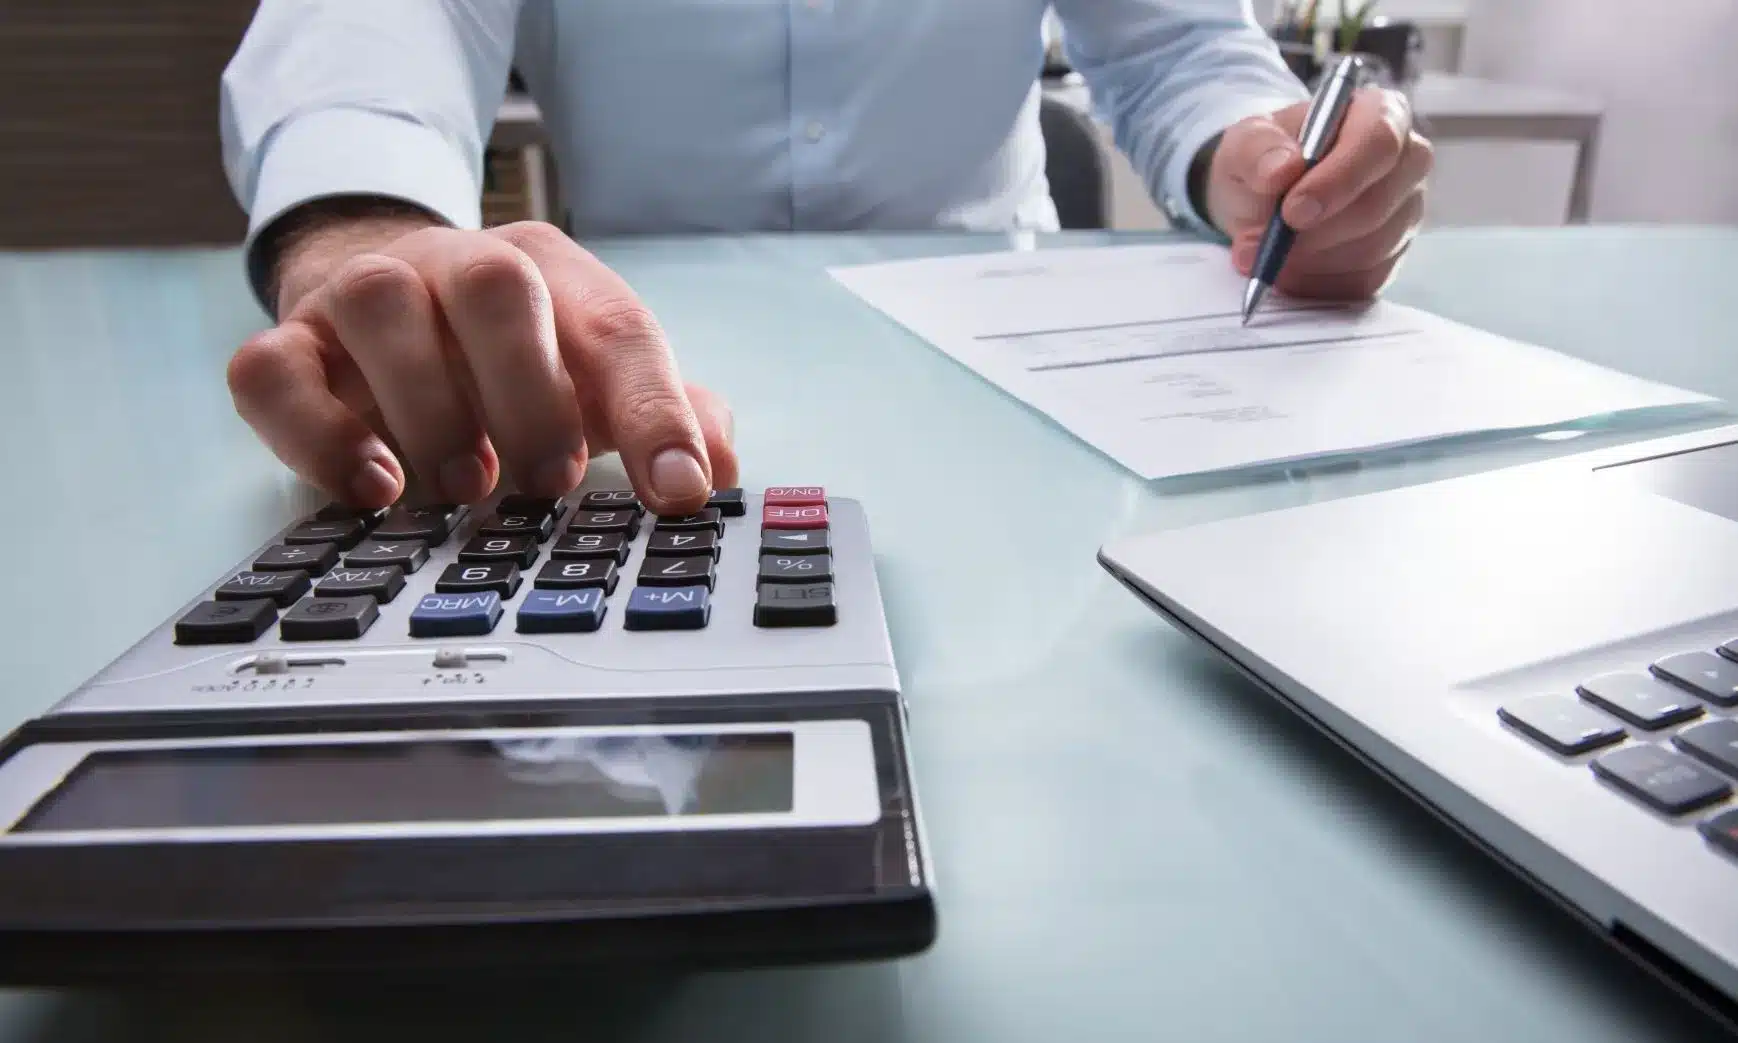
[1204,86,1433,300]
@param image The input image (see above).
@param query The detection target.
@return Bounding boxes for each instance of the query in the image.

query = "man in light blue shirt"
[220,0,1432,515]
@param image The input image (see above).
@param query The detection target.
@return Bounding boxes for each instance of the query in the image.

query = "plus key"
[764,486,825,507]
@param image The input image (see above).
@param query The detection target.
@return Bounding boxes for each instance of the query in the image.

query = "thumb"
[1207,111,1307,233]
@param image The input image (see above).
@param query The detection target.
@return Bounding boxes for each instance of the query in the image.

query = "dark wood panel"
[0,0,261,247]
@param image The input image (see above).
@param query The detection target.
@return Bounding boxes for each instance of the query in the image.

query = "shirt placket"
[787,0,838,229]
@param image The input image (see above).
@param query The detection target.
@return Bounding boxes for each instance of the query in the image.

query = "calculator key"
[409,591,504,637]
[435,562,522,598]
[254,543,338,574]
[174,599,277,644]
[655,508,722,533]
[1497,696,1626,756]
[496,494,564,520]
[343,539,429,573]
[1698,807,1738,860]
[1577,672,1704,730]
[516,588,607,634]
[1652,651,1738,708]
[373,505,464,544]
[458,534,539,567]
[1675,719,1738,779]
[1591,744,1731,815]
[568,509,642,536]
[638,555,716,588]
[534,558,619,593]
[762,504,828,530]
[314,503,389,527]
[759,553,834,584]
[764,486,825,506]
[315,566,406,603]
[577,489,640,512]
[214,570,310,608]
[478,511,556,540]
[754,583,836,627]
[761,528,830,556]
[280,595,379,641]
[550,531,629,563]
[624,585,711,630]
[706,488,746,516]
[646,530,719,559]
[284,518,367,549]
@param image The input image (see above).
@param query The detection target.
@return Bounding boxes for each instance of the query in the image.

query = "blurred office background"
[1,0,1732,249]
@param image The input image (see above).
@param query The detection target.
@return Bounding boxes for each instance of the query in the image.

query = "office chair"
[1038,93,1111,229]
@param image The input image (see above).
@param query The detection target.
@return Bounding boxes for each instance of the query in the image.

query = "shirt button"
[805,121,825,142]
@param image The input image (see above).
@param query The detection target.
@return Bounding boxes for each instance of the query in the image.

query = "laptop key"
[1592,744,1732,815]
[1497,695,1625,755]
[1577,672,1704,730]
[1698,807,1738,860]
[1653,651,1738,708]
[1675,719,1738,779]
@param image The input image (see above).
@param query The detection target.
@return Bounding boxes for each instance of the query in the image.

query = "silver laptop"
[1098,422,1738,1029]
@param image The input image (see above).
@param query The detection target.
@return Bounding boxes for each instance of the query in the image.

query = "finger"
[685,382,740,491]
[494,222,713,515]
[315,243,495,504]
[1208,112,1309,232]
[1284,189,1424,283]
[406,229,592,499]
[227,320,406,507]
[1284,87,1411,230]
[1289,134,1433,252]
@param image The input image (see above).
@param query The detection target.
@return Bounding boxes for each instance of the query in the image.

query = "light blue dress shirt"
[220,0,1304,287]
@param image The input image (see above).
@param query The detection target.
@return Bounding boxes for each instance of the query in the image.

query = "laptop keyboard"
[1498,641,1738,861]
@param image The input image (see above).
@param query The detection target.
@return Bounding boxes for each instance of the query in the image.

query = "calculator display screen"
[12,732,794,832]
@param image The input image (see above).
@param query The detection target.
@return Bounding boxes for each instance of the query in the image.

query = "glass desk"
[0,227,1734,1042]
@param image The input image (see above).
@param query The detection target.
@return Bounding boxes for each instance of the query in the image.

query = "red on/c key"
[764,486,825,507]
[763,504,828,529]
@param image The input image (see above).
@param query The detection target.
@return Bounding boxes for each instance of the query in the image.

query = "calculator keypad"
[1500,638,1738,866]
[173,486,839,648]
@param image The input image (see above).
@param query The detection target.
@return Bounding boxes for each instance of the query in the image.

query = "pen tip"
[1240,280,1264,326]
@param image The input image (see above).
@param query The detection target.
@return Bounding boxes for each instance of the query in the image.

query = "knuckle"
[330,254,424,325]
[580,295,664,348]
[453,247,542,321]
[492,220,571,256]
[612,380,689,436]
[227,332,296,406]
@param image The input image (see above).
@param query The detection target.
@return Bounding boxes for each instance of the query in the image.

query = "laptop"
[1097,422,1738,1030]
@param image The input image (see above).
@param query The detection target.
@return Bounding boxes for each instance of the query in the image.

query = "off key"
[763,504,829,529]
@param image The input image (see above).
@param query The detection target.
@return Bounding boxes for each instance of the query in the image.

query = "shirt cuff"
[1159,90,1308,242]
[242,106,485,312]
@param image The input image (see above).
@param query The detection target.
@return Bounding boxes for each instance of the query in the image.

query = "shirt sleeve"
[1050,0,1309,239]
[219,0,523,303]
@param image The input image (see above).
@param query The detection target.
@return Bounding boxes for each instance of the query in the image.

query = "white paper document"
[828,242,1714,480]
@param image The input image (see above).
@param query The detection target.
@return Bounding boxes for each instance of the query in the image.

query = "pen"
[1241,53,1364,325]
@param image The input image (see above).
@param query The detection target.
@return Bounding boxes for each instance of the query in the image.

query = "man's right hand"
[227,212,738,516]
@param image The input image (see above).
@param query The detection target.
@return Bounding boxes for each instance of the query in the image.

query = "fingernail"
[649,447,708,503]
[533,453,583,497]
[1289,195,1323,227]
[1256,147,1293,182]
[440,452,488,501]
[351,456,398,506]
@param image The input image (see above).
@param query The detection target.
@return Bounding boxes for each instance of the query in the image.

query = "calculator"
[0,483,936,983]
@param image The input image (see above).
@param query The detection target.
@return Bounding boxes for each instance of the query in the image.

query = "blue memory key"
[409,591,503,637]
[516,588,607,633]
[624,584,711,631]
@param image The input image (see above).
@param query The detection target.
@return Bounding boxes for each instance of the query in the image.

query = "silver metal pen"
[1241,53,1364,325]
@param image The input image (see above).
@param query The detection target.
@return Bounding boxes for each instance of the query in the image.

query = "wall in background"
[1460,0,1738,224]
